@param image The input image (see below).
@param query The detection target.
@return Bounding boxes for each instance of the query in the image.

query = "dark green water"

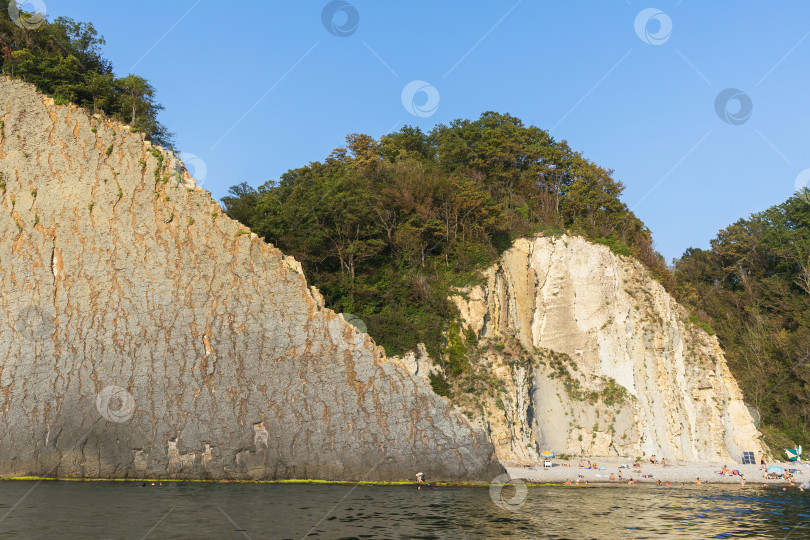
[0,482,808,539]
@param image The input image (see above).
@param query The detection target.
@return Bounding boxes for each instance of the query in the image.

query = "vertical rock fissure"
[451,234,765,462]
[0,79,502,482]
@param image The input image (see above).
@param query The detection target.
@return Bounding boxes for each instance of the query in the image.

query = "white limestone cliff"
[452,235,765,463]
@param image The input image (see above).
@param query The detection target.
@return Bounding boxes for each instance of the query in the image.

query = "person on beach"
[618,472,623,482]
[566,479,572,485]
[760,455,766,469]
[740,474,745,487]
[609,473,615,481]
[660,458,667,466]
[665,481,671,487]
[627,479,634,484]
[592,461,598,469]
[695,478,702,485]
[579,460,585,468]
[416,472,425,490]
[650,455,656,465]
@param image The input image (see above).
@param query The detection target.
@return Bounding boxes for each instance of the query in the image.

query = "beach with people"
[505,457,810,488]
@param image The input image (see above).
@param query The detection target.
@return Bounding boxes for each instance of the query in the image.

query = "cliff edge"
[0,79,502,481]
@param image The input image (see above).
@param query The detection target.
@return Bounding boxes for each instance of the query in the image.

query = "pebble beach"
[506,458,810,486]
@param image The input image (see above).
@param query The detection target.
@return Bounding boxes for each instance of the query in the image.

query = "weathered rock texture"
[453,235,765,463]
[0,79,502,481]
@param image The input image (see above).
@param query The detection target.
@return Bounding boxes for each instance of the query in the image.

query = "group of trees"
[223,113,671,369]
[7,1,805,450]
[0,1,173,147]
[225,112,810,448]
[675,193,810,449]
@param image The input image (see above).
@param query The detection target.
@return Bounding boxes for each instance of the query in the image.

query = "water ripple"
[0,482,807,538]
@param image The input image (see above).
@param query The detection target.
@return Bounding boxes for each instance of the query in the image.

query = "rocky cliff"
[0,79,502,481]
[452,235,765,463]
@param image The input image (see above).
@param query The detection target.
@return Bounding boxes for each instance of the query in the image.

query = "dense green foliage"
[675,192,810,449]
[0,1,173,147]
[223,113,671,375]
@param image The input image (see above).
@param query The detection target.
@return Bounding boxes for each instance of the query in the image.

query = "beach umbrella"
[785,446,802,462]
[540,450,556,458]
[767,465,784,474]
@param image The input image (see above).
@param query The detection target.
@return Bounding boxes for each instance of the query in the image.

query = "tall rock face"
[0,80,502,481]
[453,235,765,463]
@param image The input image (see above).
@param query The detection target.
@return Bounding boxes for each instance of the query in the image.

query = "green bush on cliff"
[688,315,714,336]
[0,1,173,148]
[593,236,632,257]
[429,372,451,397]
[445,321,470,376]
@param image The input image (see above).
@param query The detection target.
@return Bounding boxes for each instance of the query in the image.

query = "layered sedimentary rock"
[453,235,765,463]
[0,80,502,481]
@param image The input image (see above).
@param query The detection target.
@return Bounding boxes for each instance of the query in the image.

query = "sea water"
[0,481,808,538]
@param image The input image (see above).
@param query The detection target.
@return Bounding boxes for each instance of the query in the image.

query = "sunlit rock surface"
[454,235,765,463]
[0,80,502,481]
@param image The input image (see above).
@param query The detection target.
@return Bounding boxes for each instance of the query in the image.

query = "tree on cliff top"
[0,1,173,148]
[223,112,671,368]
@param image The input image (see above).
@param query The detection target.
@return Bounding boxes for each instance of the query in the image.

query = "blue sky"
[37,1,810,262]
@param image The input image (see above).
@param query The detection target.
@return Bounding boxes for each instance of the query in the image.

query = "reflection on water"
[0,482,808,539]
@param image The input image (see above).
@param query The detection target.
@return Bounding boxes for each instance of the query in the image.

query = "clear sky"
[36,0,810,263]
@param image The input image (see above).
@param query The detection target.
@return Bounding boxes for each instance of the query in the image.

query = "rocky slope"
[452,235,765,463]
[0,79,502,481]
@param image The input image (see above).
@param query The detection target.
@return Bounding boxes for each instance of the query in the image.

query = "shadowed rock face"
[0,80,503,481]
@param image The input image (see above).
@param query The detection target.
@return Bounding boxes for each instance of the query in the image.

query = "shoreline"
[505,458,810,486]
[0,476,556,487]
[2,458,809,488]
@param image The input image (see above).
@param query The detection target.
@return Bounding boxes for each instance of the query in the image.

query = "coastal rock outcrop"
[0,79,503,481]
[453,235,765,463]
